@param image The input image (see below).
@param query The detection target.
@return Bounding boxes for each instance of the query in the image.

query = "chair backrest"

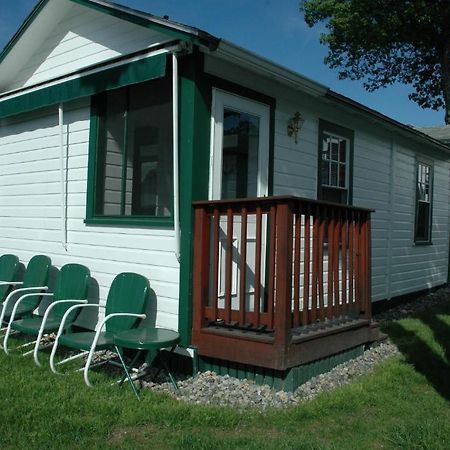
[22,255,51,289]
[20,255,52,310]
[51,263,90,321]
[0,254,19,301]
[105,272,150,334]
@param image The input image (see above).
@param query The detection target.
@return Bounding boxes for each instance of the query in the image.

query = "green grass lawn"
[1,302,450,450]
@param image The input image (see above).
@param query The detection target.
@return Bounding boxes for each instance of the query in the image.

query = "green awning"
[0,53,167,119]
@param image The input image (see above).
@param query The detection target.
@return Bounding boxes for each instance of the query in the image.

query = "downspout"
[173,53,180,262]
[59,103,67,251]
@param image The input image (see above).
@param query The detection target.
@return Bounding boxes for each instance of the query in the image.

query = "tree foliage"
[301,0,450,123]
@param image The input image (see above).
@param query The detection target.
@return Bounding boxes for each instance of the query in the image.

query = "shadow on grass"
[386,311,450,401]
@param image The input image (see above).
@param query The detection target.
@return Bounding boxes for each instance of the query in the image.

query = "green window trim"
[317,119,354,205]
[0,53,166,120]
[85,70,174,227]
[414,159,433,245]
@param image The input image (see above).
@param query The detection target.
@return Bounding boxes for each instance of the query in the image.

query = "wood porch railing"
[192,196,375,370]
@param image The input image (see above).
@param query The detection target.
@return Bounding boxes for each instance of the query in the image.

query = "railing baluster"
[349,210,355,312]
[318,206,325,321]
[254,207,262,328]
[341,209,348,317]
[333,208,341,318]
[302,207,310,326]
[239,207,248,326]
[224,208,234,324]
[293,209,301,327]
[327,208,334,318]
[354,211,361,316]
[311,210,319,322]
[211,209,220,320]
[268,206,277,330]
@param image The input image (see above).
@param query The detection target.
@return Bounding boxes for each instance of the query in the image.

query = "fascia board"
[214,40,328,98]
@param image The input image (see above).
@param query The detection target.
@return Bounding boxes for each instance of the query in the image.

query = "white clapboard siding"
[0,105,180,331]
[205,53,449,303]
[10,3,170,90]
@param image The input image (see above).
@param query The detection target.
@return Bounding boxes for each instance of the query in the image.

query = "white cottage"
[1,0,449,389]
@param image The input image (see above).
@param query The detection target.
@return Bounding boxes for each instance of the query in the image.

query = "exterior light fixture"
[287,112,304,144]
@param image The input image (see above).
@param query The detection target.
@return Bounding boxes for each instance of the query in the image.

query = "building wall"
[0,103,180,330]
[205,55,450,302]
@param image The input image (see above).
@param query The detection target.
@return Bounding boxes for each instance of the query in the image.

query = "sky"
[0,0,444,126]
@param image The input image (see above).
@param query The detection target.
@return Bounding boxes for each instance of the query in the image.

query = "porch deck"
[192,196,380,371]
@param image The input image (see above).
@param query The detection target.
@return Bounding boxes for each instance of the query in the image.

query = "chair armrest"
[0,281,23,287]
[53,303,100,344]
[0,286,49,326]
[83,312,146,388]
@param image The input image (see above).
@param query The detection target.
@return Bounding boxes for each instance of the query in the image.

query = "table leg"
[115,345,141,401]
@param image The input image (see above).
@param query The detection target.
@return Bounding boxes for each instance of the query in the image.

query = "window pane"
[322,137,330,160]
[330,162,338,186]
[127,79,173,216]
[339,139,346,162]
[221,110,259,199]
[339,163,346,188]
[416,201,430,241]
[98,89,127,215]
[321,160,330,186]
[331,138,339,161]
[95,76,173,218]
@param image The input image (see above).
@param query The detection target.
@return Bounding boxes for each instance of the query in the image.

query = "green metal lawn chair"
[0,254,20,303]
[0,255,51,330]
[3,263,90,365]
[49,272,149,388]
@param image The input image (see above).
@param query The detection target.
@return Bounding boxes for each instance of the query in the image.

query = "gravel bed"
[139,286,450,409]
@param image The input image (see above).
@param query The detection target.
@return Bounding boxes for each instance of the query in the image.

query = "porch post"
[273,200,293,368]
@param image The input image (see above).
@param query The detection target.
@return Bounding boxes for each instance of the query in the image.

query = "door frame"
[209,88,271,200]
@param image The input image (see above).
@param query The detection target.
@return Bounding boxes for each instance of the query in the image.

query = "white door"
[209,89,270,200]
[209,89,270,316]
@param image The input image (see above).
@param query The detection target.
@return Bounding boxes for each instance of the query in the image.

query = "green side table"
[114,327,181,400]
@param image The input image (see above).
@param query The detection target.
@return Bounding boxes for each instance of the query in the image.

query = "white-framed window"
[318,120,353,204]
[415,161,433,243]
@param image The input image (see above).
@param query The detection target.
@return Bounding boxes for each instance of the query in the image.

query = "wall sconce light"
[287,112,305,144]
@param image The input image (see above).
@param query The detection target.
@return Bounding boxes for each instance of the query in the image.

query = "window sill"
[414,240,432,246]
[84,216,174,228]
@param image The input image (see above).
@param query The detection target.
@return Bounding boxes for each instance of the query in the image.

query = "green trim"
[84,217,174,228]
[414,158,434,245]
[317,119,354,205]
[85,69,175,227]
[178,50,212,346]
[0,54,166,119]
[197,345,365,391]
[85,98,99,221]
[0,0,49,65]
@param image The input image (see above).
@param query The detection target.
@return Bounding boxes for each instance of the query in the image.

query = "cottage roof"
[415,126,450,145]
[1,0,449,155]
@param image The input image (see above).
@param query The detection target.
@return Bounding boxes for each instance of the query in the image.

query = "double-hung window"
[318,120,353,205]
[87,74,173,226]
[415,161,433,243]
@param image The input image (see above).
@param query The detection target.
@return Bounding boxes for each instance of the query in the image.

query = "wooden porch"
[192,196,380,371]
